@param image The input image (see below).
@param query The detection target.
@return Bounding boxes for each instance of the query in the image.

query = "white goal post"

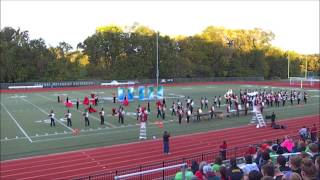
[289,77,319,88]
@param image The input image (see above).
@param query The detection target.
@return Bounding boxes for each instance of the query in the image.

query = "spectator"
[247,170,263,180]
[261,163,274,177]
[242,155,259,175]
[174,165,194,180]
[310,124,317,142]
[281,136,294,153]
[212,156,223,173]
[277,155,291,173]
[220,141,227,160]
[191,160,199,175]
[315,157,320,180]
[299,126,308,140]
[301,159,317,180]
[308,143,320,163]
[195,161,207,180]
[219,166,229,180]
[261,176,273,180]
[163,131,170,155]
[258,151,271,170]
[228,157,244,180]
[289,156,302,176]
[283,172,302,180]
[203,165,219,180]
[273,165,284,180]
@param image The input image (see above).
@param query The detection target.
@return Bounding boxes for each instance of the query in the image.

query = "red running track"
[1,114,319,180]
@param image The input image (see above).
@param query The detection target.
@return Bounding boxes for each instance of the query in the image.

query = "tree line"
[0,25,319,83]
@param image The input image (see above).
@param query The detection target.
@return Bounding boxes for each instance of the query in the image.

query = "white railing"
[114,163,187,180]
[8,85,43,89]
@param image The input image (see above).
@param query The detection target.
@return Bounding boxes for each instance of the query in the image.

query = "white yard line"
[1,103,33,143]
[36,94,116,128]
[20,98,74,132]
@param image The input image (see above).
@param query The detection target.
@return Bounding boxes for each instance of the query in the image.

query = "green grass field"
[1,84,319,161]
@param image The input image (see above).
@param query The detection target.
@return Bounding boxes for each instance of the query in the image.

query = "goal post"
[289,77,319,88]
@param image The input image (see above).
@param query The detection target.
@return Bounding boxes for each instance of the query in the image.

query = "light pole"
[156,31,159,88]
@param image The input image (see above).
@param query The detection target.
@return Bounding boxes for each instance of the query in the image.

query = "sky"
[1,0,319,54]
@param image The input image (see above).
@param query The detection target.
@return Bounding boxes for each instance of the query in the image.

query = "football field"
[1,83,319,160]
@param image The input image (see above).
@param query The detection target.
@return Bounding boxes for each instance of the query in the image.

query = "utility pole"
[156,31,159,88]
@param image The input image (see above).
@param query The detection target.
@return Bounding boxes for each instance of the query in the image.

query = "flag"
[83,96,89,105]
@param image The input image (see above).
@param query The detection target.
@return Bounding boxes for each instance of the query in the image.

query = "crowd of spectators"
[174,133,319,180]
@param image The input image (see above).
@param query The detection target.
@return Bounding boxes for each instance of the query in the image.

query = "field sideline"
[1,81,319,161]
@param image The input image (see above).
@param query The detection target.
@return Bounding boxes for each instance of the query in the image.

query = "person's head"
[277,155,287,167]
[301,159,317,180]
[245,155,253,164]
[308,143,318,154]
[261,163,275,177]
[203,165,213,175]
[314,156,320,173]
[261,176,273,180]
[198,161,207,173]
[214,156,223,165]
[230,157,238,169]
[248,170,263,180]
[163,131,168,135]
[283,172,302,180]
[289,156,302,170]
[261,151,270,161]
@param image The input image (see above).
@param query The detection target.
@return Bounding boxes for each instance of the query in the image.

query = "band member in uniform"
[157,103,162,118]
[94,95,99,106]
[66,97,69,103]
[214,96,217,107]
[204,97,209,109]
[83,109,90,126]
[186,108,191,123]
[58,96,60,103]
[218,96,222,108]
[303,92,308,104]
[65,109,72,127]
[76,98,80,110]
[171,101,176,116]
[99,107,105,125]
[200,97,204,109]
[118,106,124,124]
[147,101,150,112]
[48,110,55,127]
[113,93,116,103]
[210,105,215,119]
[162,105,166,120]
[178,107,183,124]
[197,108,202,121]
[136,105,141,121]
[297,92,301,104]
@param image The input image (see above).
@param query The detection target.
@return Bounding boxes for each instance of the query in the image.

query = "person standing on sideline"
[83,109,90,126]
[48,110,55,127]
[99,107,105,125]
[76,98,80,110]
[163,131,170,155]
[220,141,227,160]
[65,109,72,127]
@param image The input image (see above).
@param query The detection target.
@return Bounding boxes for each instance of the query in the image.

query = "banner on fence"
[118,87,125,101]
[138,86,145,100]
[127,87,134,101]
[157,86,164,99]
[147,86,154,100]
